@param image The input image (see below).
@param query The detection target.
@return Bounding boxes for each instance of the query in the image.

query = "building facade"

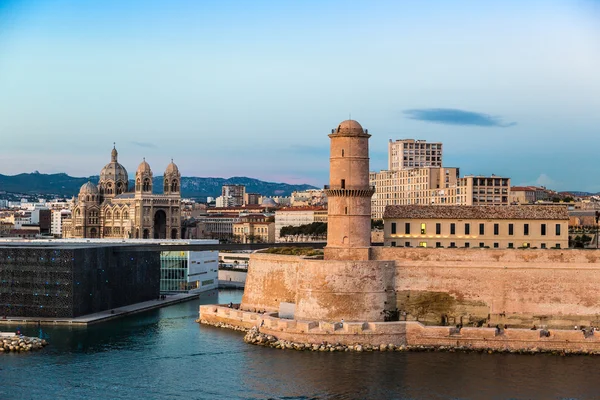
[222,184,246,207]
[275,206,327,241]
[233,214,275,243]
[383,205,568,249]
[388,139,443,170]
[62,146,182,239]
[371,138,511,219]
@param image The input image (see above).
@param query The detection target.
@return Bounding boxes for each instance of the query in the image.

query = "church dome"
[334,120,365,136]
[137,159,152,174]
[100,146,129,184]
[79,181,99,195]
[165,160,179,175]
[261,197,278,207]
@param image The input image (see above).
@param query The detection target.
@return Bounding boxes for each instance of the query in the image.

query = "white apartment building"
[290,189,327,206]
[388,139,443,170]
[51,209,72,236]
[274,206,326,242]
[370,139,511,219]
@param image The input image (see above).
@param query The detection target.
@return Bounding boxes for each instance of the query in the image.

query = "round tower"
[324,120,374,260]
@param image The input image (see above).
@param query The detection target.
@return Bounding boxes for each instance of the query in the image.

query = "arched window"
[114,211,120,219]
[123,211,129,219]
[143,178,151,192]
[164,179,169,193]
[106,211,112,219]
[136,178,141,191]
[171,179,179,193]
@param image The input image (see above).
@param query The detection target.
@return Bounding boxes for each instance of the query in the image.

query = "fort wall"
[295,259,395,322]
[240,254,301,312]
[371,248,600,327]
[200,305,600,353]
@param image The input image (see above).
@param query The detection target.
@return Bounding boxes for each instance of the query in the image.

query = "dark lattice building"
[0,244,160,318]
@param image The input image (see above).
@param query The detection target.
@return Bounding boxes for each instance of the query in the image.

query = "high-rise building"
[370,138,511,219]
[388,139,443,170]
[221,185,245,207]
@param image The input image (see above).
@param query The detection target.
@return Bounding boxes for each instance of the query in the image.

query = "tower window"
[342,149,344,157]
[345,207,348,215]
[341,179,345,189]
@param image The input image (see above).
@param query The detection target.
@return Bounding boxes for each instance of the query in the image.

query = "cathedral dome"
[334,120,365,136]
[79,181,99,195]
[165,160,179,175]
[261,197,278,207]
[137,159,152,174]
[100,146,129,184]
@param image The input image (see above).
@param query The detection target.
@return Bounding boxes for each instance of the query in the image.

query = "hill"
[0,172,318,199]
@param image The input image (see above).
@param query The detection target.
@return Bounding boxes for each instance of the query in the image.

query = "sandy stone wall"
[295,259,395,322]
[200,306,600,353]
[372,247,600,327]
[240,254,301,312]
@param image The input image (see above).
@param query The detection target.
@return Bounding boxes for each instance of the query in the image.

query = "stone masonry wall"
[295,259,395,322]
[372,247,600,327]
[240,254,301,312]
[200,305,600,353]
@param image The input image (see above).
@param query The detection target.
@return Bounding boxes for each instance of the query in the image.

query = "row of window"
[391,222,562,236]
[390,241,561,249]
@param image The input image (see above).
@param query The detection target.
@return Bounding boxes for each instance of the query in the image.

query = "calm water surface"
[1,289,599,400]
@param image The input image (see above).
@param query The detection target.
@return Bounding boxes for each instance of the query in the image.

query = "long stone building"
[63,146,182,239]
[383,204,568,249]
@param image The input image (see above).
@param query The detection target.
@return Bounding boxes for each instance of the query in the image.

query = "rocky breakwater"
[198,318,249,333]
[0,335,48,353]
[243,327,407,352]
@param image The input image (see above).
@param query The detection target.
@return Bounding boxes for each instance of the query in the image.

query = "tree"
[371,219,384,230]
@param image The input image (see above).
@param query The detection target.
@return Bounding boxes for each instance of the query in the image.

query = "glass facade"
[160,251,189,293]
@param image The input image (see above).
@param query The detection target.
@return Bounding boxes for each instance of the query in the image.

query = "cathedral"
[62,146,182,239]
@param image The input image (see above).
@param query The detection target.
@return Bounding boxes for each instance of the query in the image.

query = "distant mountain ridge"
[0,172,318,199]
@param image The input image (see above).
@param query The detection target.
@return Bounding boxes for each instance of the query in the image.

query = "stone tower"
[324,119,374,261]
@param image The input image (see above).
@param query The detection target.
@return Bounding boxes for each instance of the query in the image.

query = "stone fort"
[202,119,600,351]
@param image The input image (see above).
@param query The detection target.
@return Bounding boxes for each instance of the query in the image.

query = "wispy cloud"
[130,141,157,148]
[404,108,516,127]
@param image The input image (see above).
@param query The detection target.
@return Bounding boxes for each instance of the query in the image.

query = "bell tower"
[324,119,374,261]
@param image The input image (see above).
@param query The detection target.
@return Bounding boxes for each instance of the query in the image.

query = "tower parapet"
[324,120,374,260]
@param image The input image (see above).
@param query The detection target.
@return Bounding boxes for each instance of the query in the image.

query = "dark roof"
[383,205,569,220]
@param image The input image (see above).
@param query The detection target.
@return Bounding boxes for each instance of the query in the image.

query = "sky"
[0,0,599,191]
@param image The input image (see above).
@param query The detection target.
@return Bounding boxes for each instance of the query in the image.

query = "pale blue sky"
[1,0,599,190]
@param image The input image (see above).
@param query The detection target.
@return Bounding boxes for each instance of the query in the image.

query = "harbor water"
[1,289,599,400]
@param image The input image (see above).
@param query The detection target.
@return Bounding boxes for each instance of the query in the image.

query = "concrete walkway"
[0,293,200,327]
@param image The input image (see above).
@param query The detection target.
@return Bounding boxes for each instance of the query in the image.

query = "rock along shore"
[240,326,597,356]
[0,335,48,353]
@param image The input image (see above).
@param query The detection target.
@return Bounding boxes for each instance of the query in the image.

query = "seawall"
[200,305,600,354]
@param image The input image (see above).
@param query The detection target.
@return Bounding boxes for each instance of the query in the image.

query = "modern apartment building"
[221,185,246,207]
[388,139,443,170]
[383,205,568,249]
[370,138,511,219]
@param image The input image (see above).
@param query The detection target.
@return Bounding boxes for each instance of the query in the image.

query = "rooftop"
[383,205,569,220]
